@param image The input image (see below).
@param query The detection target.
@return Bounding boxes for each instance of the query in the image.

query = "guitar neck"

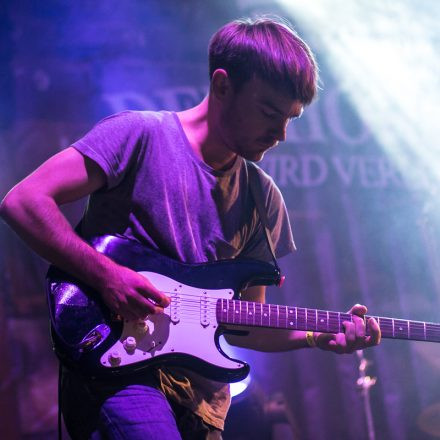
[216,299,440,343]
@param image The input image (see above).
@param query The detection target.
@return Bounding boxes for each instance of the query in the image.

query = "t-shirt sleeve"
[71,111,147,189]
[240,171,296,262]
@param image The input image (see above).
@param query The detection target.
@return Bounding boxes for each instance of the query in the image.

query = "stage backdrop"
[1,1,439,439]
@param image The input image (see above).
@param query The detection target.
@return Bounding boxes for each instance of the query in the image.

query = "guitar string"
[170,298,432,324]
[171,301,436,325]
[167,294,348,315]
[131,292,440,330]
[171,300,439,329]
[158,299,373,326]
[167,298,365,323]
[124,306,440,338]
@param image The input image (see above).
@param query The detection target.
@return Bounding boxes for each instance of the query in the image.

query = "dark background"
[1,1,439,439]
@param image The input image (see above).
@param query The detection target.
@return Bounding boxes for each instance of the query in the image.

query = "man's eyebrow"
[259,99,284,115]
[259,98,303,119]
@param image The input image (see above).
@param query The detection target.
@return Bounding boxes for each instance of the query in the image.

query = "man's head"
[207,17,318,163]
[209,17,318,105]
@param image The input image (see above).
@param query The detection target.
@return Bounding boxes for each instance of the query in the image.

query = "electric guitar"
[46,235,440,382]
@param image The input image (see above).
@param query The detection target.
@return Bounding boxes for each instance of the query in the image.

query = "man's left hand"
[314,304,381,354]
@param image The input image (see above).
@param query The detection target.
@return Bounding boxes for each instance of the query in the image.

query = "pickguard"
[100,271,244,371]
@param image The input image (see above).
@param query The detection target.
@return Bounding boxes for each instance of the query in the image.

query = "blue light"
[230,374,252,398]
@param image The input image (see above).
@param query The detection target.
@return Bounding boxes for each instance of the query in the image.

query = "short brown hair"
[209,17,319,105]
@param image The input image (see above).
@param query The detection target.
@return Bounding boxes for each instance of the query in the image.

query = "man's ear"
[210,69,232,101]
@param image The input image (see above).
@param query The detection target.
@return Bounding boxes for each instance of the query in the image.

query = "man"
[1,17,380,439]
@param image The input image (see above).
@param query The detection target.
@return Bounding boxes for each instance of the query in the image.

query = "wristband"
[306,331,316,348]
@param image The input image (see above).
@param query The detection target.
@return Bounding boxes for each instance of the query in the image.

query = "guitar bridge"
[200,292,210,327]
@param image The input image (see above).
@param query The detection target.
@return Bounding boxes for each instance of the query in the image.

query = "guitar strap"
[245,160,281,273]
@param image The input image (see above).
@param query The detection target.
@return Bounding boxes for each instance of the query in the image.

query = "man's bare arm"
[0,147,169,319]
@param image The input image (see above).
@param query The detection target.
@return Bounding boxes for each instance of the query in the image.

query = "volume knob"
[123,336,137,352]
[108,351,121,366]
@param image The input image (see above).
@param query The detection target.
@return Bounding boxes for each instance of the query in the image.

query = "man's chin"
[244,151,265,162]
[246,151,265,162]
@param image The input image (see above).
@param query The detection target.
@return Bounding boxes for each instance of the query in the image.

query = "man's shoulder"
[104,110,173,129]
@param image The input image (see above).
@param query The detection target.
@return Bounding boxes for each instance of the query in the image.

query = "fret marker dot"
[249,312,252,315]
[289,322,293,325]
[399,327,403,331]
[223,309,227,312]
[320,319,324,323]
[264,313,267,317]
[236,311,239,314]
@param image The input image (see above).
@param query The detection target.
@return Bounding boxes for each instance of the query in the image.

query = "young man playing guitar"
[1,17,380,440]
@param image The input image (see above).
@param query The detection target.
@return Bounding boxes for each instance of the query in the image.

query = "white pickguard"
[100,271,244,371]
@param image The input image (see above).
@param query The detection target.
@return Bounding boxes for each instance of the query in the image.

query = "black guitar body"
[46,235,281,381]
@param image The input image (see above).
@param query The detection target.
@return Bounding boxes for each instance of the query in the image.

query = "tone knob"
[108,351,121,366]
[123,336,137,352]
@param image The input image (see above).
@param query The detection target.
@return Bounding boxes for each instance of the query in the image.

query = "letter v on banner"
[332,156,357,186]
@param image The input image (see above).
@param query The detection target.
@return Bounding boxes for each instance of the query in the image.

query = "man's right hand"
[99,264,171,321]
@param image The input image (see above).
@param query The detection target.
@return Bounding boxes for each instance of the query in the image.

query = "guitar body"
[46,235,281,382]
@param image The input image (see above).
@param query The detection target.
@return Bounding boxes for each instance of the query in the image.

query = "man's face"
[218,76,304,162]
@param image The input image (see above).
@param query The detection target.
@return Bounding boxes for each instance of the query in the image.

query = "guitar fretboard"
[216,299,440,343]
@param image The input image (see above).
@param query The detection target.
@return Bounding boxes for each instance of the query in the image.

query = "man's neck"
[177,96,237,171]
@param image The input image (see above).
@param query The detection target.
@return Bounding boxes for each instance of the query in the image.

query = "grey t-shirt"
[71,110,295,429]
[73,110,295,264]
